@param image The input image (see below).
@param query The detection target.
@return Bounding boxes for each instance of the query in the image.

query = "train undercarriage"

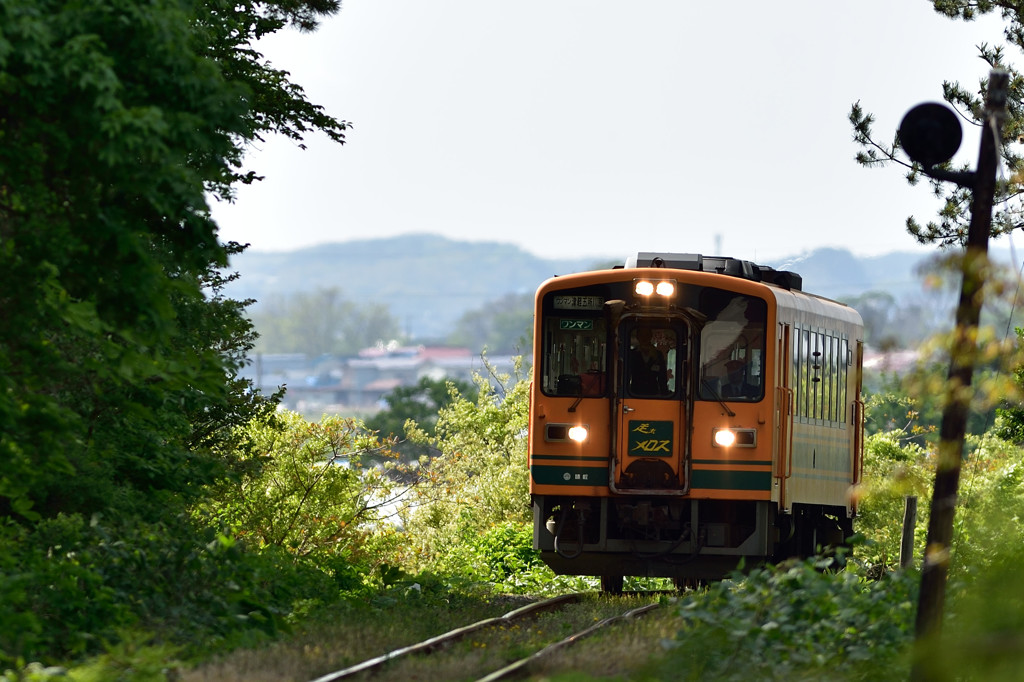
[533,495,853,591]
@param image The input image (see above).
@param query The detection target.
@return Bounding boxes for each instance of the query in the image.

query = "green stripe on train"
[690,469,771,491]
[531,464,609,486]
[533,465,770,489]
[532,454,609,462]
[692,459,766,467]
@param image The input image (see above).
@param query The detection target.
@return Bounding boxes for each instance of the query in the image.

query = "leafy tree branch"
[850,7,1024,247]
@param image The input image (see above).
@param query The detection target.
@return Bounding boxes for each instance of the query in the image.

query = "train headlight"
[568,426,589,442]
[634,279,676,299]
[713,429,737,447]
[634,280,655,296]
[545,423,590,443]
[712,428,757,448]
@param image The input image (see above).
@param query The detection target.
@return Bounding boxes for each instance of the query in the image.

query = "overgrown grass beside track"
[9,369,1024,680]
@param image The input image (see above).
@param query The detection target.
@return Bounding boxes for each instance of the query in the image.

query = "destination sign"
[553,295,604,310]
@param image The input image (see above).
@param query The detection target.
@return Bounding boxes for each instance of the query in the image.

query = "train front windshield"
[698,293,766,402]
[540,283,767,403]
[542,312,609,397]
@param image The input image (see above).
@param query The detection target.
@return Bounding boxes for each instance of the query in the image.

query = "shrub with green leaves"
[0,511,325,667]
[649,559,918,681]
[929,539,1024,681]
[199,411,407,581]
[854,430,934,571]
[445,520,550,593]
[404,361,532,576]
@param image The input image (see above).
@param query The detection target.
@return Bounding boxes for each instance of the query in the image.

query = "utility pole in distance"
[898,70,1009,681]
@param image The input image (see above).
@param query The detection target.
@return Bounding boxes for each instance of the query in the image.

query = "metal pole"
[910,70,1009,680]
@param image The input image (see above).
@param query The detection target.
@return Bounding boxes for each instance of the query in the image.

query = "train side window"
[827,333,835,421]
[840,338,849,423]
[793,329,850,425]
[823,333,831,421]
[812,332,823,421]
[542,316,608,397]
[818,333,827,421]
[792,327,799,418]
[799,329,810,419]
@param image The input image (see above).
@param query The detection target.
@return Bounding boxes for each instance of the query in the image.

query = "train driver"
[720,359,758,399]
[628,327,669,396]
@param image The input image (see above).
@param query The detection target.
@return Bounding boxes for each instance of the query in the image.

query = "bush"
[928,540,1024,681]
[404,362,531,574]
[649,558,918,681]
[854,430,933,571]
[199,410,404,569]
[948,431,1024,578]
[0,516,123,664]
[0,512,322,667]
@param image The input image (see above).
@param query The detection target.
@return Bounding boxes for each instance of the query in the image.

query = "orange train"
[529,253,865,591]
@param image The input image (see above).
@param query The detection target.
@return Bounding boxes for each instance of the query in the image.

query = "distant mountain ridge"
[223,234,1010,339]
[224,234,600,339]
[770,248,930,301]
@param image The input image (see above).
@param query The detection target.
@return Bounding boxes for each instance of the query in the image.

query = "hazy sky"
[211,1,1009,263]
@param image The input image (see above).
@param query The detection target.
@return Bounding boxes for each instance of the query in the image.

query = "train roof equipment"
[620,252,803,292]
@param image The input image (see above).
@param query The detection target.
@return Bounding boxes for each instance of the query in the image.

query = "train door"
[613,319,689,493]
[777,323,795,511]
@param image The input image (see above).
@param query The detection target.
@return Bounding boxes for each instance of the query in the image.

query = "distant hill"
[223,234,1014,340]
[767,248,933,301]
[223,233,602,339]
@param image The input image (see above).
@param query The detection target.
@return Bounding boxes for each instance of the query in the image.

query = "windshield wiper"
[701,379,735,417]
[568,385,584,412]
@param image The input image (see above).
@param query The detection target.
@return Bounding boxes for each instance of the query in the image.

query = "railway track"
[307,592,662,682]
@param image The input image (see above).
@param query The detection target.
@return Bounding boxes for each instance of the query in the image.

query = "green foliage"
[426,520,557,594]
[0,511,329,667]
[864,334,1021,444]
[389,364,599,595]
[855,430,934,571]
[995,327,1024,443]
[929,542,1024,681]
[0,517,121,664]
[864,387,937,441]
[0,0,346,520]
[851,413,1024,678]
[60,632,182,682]
[2,0,212,519]
[850,4,1024,247]
[857,374,1024,575]
[947,431,1024,577]
[367,376,479,441]
[850,325,1024,677]
[200,410,405,567]
[365,375,479,467]
[1,662,71,682]
[468,521,541,583]
[649,559,918,681]
[404,360,532,577]
[0,0,354,669]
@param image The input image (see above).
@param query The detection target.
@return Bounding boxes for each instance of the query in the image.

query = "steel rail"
[306,593,583,682]
[475,601,661,682]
